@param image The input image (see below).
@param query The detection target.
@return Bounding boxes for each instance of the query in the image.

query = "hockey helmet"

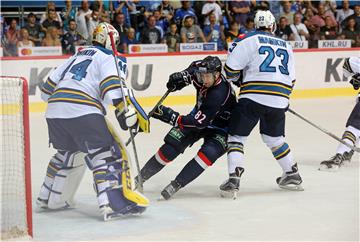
[197,56,222,74]
[92,22,119,51]
[196,56,222,87]
[254,10,276,33]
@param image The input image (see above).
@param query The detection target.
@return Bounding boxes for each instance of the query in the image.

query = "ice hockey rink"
[29,96,359,242]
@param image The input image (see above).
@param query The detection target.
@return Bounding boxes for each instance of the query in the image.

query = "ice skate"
[161,180,182,200]
[319,151,354,172]
[220,167,244,199]
[276,164,304,191]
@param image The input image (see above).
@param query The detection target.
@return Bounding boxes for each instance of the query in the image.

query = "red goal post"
[0,76,32,239]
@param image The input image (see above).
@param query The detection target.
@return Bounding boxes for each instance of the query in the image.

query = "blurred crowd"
[1,0,359,56]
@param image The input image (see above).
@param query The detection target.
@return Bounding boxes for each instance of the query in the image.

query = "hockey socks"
[336,126,360,155]
[175,157,206,187]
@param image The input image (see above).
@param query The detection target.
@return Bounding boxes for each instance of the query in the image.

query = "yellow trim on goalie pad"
[105,120,149,207]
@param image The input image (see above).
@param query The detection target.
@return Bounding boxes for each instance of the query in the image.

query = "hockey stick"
[288,108,360,153]
[107,30,144,192]
[125,89,171,146]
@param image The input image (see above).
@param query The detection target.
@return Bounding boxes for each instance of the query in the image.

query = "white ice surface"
[29,97,359,241]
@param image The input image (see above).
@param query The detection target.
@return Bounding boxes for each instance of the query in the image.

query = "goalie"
[37,22,149,220]
[319,57,360,171]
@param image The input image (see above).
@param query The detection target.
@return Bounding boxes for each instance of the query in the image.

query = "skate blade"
[278,184,304,191]
[103,210,144,221]
[318,164,340,172]
[220,190,238,199]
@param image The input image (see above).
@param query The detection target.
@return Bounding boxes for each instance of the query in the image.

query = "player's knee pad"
[261,134,290,160]
[164,127,188,154]
[261,134,285,149]
[196,137,227,169]
[40,151,86,209]
[155,143,179,165]
[227,135,247,155]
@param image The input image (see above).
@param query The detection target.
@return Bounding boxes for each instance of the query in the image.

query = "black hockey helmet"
[197,56,222,74]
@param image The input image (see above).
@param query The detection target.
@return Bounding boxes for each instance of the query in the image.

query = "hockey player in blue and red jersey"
[135,56,237,200]
[37,22,149,220]
[220,10,304,198]
[319,57,360,171]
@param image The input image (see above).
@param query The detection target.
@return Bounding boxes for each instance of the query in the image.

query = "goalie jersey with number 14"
[38,22,149,220]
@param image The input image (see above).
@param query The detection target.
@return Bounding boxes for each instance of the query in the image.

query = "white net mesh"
[0,77,29,239]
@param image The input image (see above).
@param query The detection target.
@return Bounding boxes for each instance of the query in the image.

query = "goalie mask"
[92,22,119,51]
[196,56,222,88]
[254,10,276,33]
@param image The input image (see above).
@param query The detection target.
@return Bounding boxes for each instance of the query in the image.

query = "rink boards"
[1,48,359,112]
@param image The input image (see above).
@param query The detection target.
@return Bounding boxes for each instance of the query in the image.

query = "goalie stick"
[107,30,144,192]
[125,89,171,146]
[288,108,360,153]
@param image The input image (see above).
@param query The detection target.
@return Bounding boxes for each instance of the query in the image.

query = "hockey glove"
[166,71,192,92]
[350,74,360,90]
[115,106,138,130]
[153,105,179,126]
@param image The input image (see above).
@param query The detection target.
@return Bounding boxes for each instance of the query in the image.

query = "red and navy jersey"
[177,74,236,131]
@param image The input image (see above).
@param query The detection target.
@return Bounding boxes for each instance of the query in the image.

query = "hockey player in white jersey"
[319,57,360,171]
[220,10,303,197]
[37,22,149,220]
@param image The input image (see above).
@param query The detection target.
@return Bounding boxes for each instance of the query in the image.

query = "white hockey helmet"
[92,22,119,51]
[254,10,276,33]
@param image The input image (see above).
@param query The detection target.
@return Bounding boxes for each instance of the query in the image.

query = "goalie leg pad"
[85,145,148,216]
[38,151,86,209]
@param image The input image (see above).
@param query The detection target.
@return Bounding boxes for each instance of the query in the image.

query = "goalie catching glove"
[114,89,150,132]
[153,105,180,126]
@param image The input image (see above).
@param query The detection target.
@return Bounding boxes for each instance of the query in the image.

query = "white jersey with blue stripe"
[224,31,296,109]
[41,46,128,119]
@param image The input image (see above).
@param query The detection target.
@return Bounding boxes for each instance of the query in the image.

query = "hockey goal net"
[0,76,32,239]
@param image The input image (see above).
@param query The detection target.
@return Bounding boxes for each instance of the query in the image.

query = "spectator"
[76,0,92,40]
[42,9,62,33]
[62,19,84,54]
[311,3,337,28]
[239,16,255,34]
[17,28,34,55]
[24,13,42,46]
[320,16,338,40]
[140,15,162,44]
[112,13,128,51]
[203,13,225,50]
[61,0,77,31]
[4,19,20,56]
[342,5,360,31]
[158,0,174,20]
[123,27,139,53]
[268,1,282,20]
[154,9,169,38]
[275,16,294,41]
[42,26,61,46]
[181,15,206,43]
[202,0,223,25]
[336,0,354,28]
[280,1,295,25]
[163,22,180,52]
[303,8,320,48]
[229,0,251,27]
[174,1,197,27]
[40,2,63,26]
[290,13,309,41]
[339,18,359,47]
[86,9,100,44]
[93,0,110,22]
[225,21,239,46]
[291,0,304,14]
[113,0,135,27]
